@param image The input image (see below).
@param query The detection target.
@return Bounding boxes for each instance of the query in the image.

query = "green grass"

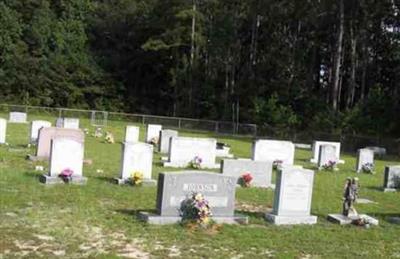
[0,113,399,258]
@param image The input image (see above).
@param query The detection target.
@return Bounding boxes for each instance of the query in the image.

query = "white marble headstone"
[49,138,84,177]
[356,148,374,172]
[318,144,337,168]
[125,126,140,143]
[0,118,6,144]
[159,129,178,153]
[9,112,27,123]
[146,124,162,142]
[251,140,295,165]
[120,142,154,180]
[311,141,343,164]
[63,118,80,129]
[30,120,52,143]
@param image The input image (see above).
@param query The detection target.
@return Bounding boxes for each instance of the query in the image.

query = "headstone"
[30,127,84,160]
[30,120,52,143]
[163,137,219,169]
[0,118,6,144]
[251,140,295,165]
[138,171,248,224]
[39,138,86,184]
[356,149,374,173]
[115,142,156,185]
[221,159,273,188]
[9,112,27,123]
[265,168,317,225]
[146,124,162,143]
[383,165,400,192]
[159,129,178,153]
[216,142,234,158]
[318,144,338,169]
[63,118,80,129]
[125,126,140,143]
[311,141,344,164]
[56,118,64,128]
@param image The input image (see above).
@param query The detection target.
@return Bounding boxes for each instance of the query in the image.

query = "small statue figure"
[342,177,359,217]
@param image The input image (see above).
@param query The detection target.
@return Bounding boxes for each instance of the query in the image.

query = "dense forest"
[0,0,399,136]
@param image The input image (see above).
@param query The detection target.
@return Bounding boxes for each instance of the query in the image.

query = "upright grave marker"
[30,120,52,143]
[221,159,273,188]
[265,168,317,225]
[318,144,338,169]
[356,148,374,173]
[9,112,27,123]
[139,171,248,224]
[311,141,344,164]
[63,118,80,129]
[164,137,219,169]
[251,140,295,165]
[125,126,140,143]
[115,142,156,185]
[383,165,400,192]
[0,118,7,144]
[159,129,178,153]
[40,138,86,184]
[146,124,162,143]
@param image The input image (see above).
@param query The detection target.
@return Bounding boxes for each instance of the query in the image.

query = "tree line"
[0,0,399,136]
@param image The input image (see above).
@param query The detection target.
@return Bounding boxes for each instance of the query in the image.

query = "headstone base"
[27,155,47,161]
[388,217,400,224]
[163,162,220,169]
[39,174,87,185]
[310,159,345,164]
[114,178,157,186]
[265,214,317,225]
[383,188,398,192]
[327,214,379,225]
[138,212,248,225]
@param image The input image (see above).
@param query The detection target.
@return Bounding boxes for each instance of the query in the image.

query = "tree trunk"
[331,0,344,111]
[347,20,357,109]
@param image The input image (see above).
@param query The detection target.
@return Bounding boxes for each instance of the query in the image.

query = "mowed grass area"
[0,113,399,259]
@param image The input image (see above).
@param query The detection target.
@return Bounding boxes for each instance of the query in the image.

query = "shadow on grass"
[23,171,42,180]
[365,186,385,192]
[235,210,267,220]
[93,175,116,184]
[116,208,157,217]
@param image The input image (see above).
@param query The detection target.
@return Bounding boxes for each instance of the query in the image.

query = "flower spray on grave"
[180,193,217,231]
[149,137,159,147]
[93,127,103,138]
[59,168,74,183]
[188,156,202,169]
[239,172,253,187]
[322,160,338,171]
[105,132,115,144]
[130,171,144,186]
[361,163,375,174]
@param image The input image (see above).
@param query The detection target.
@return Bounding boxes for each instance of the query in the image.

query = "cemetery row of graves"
[0,111,399,258]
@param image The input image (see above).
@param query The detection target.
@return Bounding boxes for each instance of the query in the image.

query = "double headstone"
[30,120,52,143]
[251,140,295,165]
[383,165,400,192]
[163,137,219,169]
[0,118,7,144]
[9,112,27,123]
[318,144,338,169]
[115,142,156,185]
[265,168,317,225]
[146,124,162,143]
[139,171,248,224]
[39,137,86,184]
[159,129,178,153]
[221,159,273,188]
[356,148,374,173]
[125,126,140,143]
[311,141,344,164]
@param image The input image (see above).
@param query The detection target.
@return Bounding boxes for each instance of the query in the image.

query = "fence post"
[215,122,219,134]
[142,115,145,125]
[178,118,181,129]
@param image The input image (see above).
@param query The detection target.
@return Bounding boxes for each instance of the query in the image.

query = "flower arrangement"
[352,217,372,228]
[239,172,253,187]
[273,160,283,170]
[105,132,115,144]
[59,168,74,183]
[361,163,375,174]
[188,156,202,169]
[93,127,103,138]
[149,137,159,147]
[181,193,212,226]
[83,128,89,135]
[130,171,143,185]
[322,160,337,171]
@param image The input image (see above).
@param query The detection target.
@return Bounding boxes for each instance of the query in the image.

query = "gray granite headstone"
[159,129,178,153]
[221,159,273,188]
[384,165,400,192]
[265,168,317,225]
[139,171,248,224]
[356,148,374,173]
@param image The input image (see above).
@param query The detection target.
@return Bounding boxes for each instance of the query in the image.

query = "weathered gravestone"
[318,144,338,169]
[163,137,219,169]
[221,159,273,188]
[251,140,295,165]
[30,120,52,143]
[29,127,84,161]
[356,148,374,173]
[159,129,178,153]
[125,126,140,143]
[0,118,6,144]
[146,124,162,143]
[265,168,317,225]
[40,138,86,184]
[115,142,156,185]
[311,141,344,164]
[9,112,27,123]
[383,165,400,192]
[63,118,80,129]
[139,171,248,224]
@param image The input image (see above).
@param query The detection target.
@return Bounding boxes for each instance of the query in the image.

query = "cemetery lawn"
[0,114,399,259]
